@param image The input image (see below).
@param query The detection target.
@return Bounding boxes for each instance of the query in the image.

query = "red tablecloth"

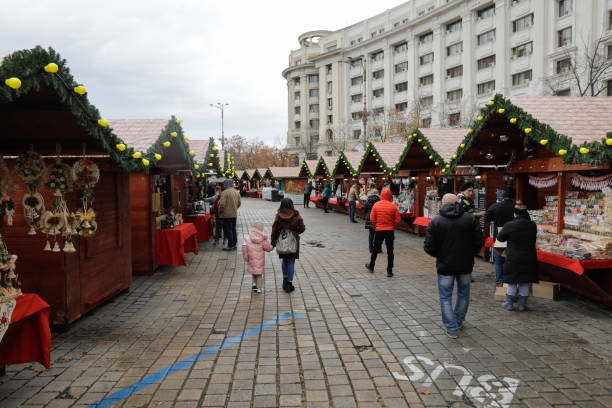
[310,196,323,202]
[536,250,612,276]
[156,223,199,266]
[0,294,51,369]
[400,212,415,219]
[186,214,213,242]
[413,217,431,227]
[344,202,364,209]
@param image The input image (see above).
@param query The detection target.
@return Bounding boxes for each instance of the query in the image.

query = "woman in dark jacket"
[271,198,306,293]
[363,185,380,253]
[496,201,538,311]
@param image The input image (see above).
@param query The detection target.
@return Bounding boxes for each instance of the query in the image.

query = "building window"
[513,14,534,32]
[608,80,612,96]
[393,21,400,28]
[327,45,337,51]
[477,29,496,46]
[326,64,332,74]
[395,102,408,112]
[419,74,434,86]
[373,88,384,98]
[447,42,463,56]
[308,74,319,83]
[394,42,408,53]
[295,121,301,129]
[309,119,319,128]
[609,11,612,30]
[512,42,533,58]
[556,58,571,74]
[294,106,300,114]
[449,112,461,126]
[351,76,363,86]
[327,81,332,93]
[352,112,363,120]
[559,0,572,17]
[512,70,532,86]
[294,91,300,101]
[608,44,612,59]
[447,89,463,102]
[350,58,362,68]
[327,129,333,141]
[447,65,463,78]
[295,59,302,65]
[372,69,384,79]
[419,32,434,45]
[309,89,319,97]
[395,61,409,73]
[353,129,361,139]
[373,107,384,116]
[446,19,462,33]
[420,52,434,65]
[327,98,333,108]
[351,94,362,103]
[327,115,333,124]
[312,134,319,144]
[294,137,300,145]
[477,80,496,95]
[477,55,496,70]
[371,50,384,61]
[293,77,300,85]
[309,104,319,113]
[420,96,433,107]
[421,117,432,128]
[555,89,571,96]
[477,5,495,20]
[395,81,408,92]
[558,27,572,47]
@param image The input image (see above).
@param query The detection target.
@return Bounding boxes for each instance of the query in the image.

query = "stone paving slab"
[1,198,611,407]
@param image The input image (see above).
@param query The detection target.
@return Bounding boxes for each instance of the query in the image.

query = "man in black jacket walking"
[363,184,380,253]
[424,193,484,338]
[484,187,516,286]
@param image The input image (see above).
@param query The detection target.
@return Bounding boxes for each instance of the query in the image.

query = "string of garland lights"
[315,157,332,178]
[332,152,359,178]
[1,46,201,177]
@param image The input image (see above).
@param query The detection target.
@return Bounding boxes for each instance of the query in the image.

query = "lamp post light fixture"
[210,102,229,152]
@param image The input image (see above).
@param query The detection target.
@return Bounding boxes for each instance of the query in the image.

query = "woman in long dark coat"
[496,201,539,311]
[271,198,306,293]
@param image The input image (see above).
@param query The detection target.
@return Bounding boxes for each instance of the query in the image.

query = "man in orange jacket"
[365,188,401,277]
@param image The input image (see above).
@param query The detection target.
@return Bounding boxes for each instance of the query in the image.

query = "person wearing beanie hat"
[484,186,516,286]
[496,201,539,311]
[218,178,241,250]
[457,181,485,218]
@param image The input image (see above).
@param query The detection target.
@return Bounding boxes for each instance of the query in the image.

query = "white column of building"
[533,0,548,96]
[463,12,474,106]
[409,37,418,120]
[432,25,443,127]
[383,44,393,117]
[496,1,509,95]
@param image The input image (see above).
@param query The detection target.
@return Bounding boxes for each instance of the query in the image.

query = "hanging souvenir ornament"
[528,174,558,189]
[0,233,22,302]
[0,156,16,226]
[15,151,46,234]
[40,209,65,252]
[72,159,99,213]
[570,173,612,191]
[42,157,74,252]
[76,208,97,238]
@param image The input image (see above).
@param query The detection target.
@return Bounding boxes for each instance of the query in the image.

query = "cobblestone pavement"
[1,198,611,408]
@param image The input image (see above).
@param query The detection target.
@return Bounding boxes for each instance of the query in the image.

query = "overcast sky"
[4,0,403,146]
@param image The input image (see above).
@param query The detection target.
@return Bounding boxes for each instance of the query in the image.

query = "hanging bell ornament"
[43,238,51,251]
[52,240,61,252]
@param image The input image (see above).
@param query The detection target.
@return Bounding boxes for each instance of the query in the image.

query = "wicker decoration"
[72,159,99,215]
[76,208,97,238]
[0,193,15,227]
[22,192,44,235]
[0,233,22,304]
[45,158,73,197]
[15,151,45,191]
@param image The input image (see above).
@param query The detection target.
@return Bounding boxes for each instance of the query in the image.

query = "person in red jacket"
[365,188,401,277]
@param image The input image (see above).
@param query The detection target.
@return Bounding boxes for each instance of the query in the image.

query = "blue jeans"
[222,218,237,248]
[214,217,224,240]
[507,283,530,297]
[368,229,375,252]
[349,201,356,221]
[282,258,295,282]
[437,273,471,333]
[493,250,505,285]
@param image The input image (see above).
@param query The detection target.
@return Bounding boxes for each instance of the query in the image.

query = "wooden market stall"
[110,118,199,275]
[310,157,334,209]
[0,47,137,324]
[244,169,262,197]
[448,94,612,306]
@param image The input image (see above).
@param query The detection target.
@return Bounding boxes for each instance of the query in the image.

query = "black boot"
[288,281,295,292]
[282,278,288,292]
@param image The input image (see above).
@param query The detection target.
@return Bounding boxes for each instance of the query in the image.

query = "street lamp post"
[210,102,229,151]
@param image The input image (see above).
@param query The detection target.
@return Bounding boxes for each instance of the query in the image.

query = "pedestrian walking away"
[303,181,313,208]
[496,201,539,312]
[348,181,360,222]
[484,186,516,286]
[322,181,331,213]
[365,188,400,277]
[424,193,484,338]
[242,221,274,294]
[363,184,381,254]
[218,179,241,250]
[271,198,306,293]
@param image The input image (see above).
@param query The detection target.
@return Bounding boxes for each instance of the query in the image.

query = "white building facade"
[282,0,612,160]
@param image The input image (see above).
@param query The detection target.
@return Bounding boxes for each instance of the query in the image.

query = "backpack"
[276,227,297,255]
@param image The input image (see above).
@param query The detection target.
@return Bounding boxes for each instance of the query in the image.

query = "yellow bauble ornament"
[184,137,190,141]
[460,143,465,148]
[116,143,126,151]
[498,108,505,114]
[154,154,162,160]
[98,119,108,127]
[524,128,532,134]
[606,138,612,146]
[446,164,450,168]
[510,118,517,124]
[580,147,589,154]
[74,85,86,95]
[177,119,183,124]
[132,152,142,159]
[5,77,21,89]
[208,163,213,166]
[408,136,412,139]
[44,63,59,73]
[212,147,217,151]
[196,173,200,178]
[194,164,199,169]
[468,129,474,133]
[477,116,483,121]
[488,100,494,106]
[441,169,446,173]
[423,146,428,150]
[163,141,171,147]
[209,153,214,157]
[540,139,548,145]
[418,138,422,142]
[452,154,457,159]
[434,161,439,166]
[412,133,417,137]
[189,151,195,156]
[216,154,220,157]
[170,132,177,137]
[404,144,408,147]
[428,155,433,159]
[142,159,150,166]
[558,149,567,156]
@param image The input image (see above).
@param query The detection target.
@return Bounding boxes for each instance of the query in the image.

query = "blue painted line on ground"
[88,311,304,408]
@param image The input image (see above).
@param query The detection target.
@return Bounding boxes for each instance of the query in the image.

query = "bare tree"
[543,34,612,96]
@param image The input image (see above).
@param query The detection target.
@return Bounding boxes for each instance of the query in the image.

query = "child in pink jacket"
[242,222,274,294]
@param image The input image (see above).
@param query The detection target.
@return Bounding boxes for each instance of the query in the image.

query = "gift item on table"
[0,233,22,303]
[423,188,439,218]
[563,189,612,237]
[397,189,414,214]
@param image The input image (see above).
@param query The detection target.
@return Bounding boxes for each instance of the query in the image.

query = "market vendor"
[457,182,484,218]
